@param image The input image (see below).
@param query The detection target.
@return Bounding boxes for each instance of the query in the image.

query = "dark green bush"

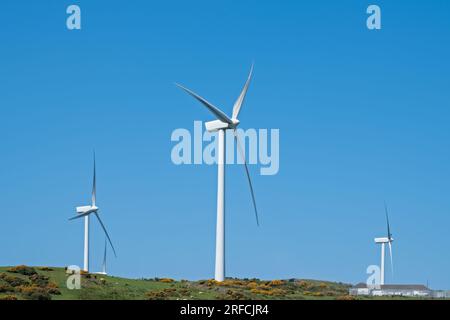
[30,274,50,287]
[1,274,28,287]
[20,286,52,300]
[7,265,37,276]
[0,284,13,293]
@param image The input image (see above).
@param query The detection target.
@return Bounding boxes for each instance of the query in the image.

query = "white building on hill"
[349,283,435,297]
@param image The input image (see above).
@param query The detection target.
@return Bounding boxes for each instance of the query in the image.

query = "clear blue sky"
[1,1,449,288]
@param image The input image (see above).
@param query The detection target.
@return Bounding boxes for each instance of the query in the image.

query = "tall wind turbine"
[93,238,108,275]
[176,64,259,282]
[70,152,117,272]
[374,202,394,285]
[96,238,108,275]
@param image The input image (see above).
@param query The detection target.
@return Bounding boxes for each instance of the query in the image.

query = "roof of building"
[380,285,429,291]
[352,283,430,291]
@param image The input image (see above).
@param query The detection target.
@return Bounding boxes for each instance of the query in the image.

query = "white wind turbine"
[69,152,117,272]
[95,238,108,275]
[374,202,394,285]
[176,64,259,282]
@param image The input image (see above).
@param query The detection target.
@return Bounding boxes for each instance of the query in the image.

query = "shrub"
[178,288,191,296]
[303,291,324,297]
[39,267,53,272]
[336,295,356,301]
[297,280,311,289]
[1,275,28,287]
[80,271,91,278]
[318,283,328,289]
[46,282,61,295]
[30,274,50,287]
[19,286,52,300]
[271,288,288,296]
[268,280,284,286]
[0,284,13,293]
[146,287,182,300]
[219,279,248,287]
[46,287,61,295]
[206,279,219,286]
[146,290,169,300]
[7,265,37,276]
[256,283,271,290]
[216,290,247,300]
[250,288,287,296]
[250,288,268,295]
[0,295,18,300]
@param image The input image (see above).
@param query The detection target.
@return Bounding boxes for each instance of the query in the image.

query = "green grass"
[0,265,356,300]
[0,265,427,300]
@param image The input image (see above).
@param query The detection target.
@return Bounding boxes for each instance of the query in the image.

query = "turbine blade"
[69,212,91,221]
[92,151,96,206]
[234,130,260,226]
[94,212,117,258]
[103,238,107,273]
[232,63,254,120]
[384,202,391,239]
[388,241,394,276]
[175,83,233,124]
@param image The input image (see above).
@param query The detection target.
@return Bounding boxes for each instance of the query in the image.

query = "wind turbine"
[176,64,259,282]
[374,202,394,285]
[102,238,107,274]
[70,152,117,272]
[95,238,108,275]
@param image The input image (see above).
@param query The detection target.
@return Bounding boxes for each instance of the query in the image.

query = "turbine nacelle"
[76,205,98,215]
[204,119,240,132]
[374,237,393,244]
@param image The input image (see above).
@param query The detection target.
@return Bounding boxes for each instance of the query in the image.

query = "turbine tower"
[70,152,117,272]
[374,202,394,285]
[176,64,259,282]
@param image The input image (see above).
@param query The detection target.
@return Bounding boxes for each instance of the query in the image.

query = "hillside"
[0,265,356,300]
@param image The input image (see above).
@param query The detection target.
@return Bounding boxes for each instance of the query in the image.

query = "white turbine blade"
[92,151,96,206]
[234,130,260,226]
[102,238,107,274]
[94,212,117,257]
[232,63,254,120]
[388,241,394,276]
[175,83,233,124]
[384,202,391,239]
[69,211,91,221]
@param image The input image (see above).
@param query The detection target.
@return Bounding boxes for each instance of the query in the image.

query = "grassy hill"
[0,265,355,300]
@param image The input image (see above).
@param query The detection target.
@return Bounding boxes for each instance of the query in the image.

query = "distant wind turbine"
[95,238,108,275]
[374,202,394,285]
[69,152,117,272]
[102,238,107,274]
[176,64,259,282]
